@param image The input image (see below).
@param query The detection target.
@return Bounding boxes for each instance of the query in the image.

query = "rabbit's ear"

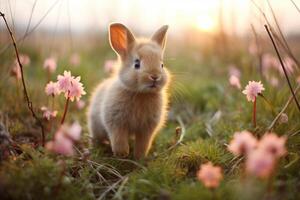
[109,23,135,57]
[151,25,169,49]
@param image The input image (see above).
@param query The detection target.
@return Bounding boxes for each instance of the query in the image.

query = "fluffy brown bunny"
[88,23,170,159]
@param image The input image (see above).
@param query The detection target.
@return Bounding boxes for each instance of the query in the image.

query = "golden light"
[195,15,215,32]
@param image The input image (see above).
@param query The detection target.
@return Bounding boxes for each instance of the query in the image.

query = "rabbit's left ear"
[151,25,169,49]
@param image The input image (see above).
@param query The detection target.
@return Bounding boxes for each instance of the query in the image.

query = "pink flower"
[57,71,74,92]
[46,131,74,156]
[229,75,241,89]
[248,42,258,55]
[197,162,223,189]
[242,81,265,102]
[76,100,86,110]
[57,71,86,101]
[268,76,279,87]
[65,121,82,141]
[228,131,257,156]
[70,53,81,66]
[67,76,86,102]
[45,122,82,156]
[10,64,21,80]
[258,133,287,158]
[262,53,278,71]
[45,81,60,96]
[104,60,116,74]
[246,149,275,179]
[18,54,30,66]
[43,57,57,73]
[278,113,288,124]
[228,65,241,78]
[281,56,295,75]
[41,106,57,120]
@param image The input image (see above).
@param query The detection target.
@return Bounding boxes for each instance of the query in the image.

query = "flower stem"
[253,97,257,128]
[50,95,55,133]
[52,95,55,111]
[210,188,216,200]
[61,96,70,124]
[47,70,51,83]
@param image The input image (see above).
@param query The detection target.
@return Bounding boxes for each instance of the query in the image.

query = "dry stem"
[0,12,45,145]
[264,25,300,112]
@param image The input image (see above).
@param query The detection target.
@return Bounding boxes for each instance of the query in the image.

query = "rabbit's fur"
[88,23,170,159]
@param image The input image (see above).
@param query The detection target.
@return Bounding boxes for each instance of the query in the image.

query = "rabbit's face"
[109,23,169,93]
[119,42,169,93]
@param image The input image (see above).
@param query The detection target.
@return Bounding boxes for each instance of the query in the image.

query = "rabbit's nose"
[149,75,160,81]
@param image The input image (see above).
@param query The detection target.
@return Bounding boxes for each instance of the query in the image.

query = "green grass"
[0,38,300,200]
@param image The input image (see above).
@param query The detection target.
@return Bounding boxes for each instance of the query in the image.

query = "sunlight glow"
[195,15,215,32]
[0,0,298,35]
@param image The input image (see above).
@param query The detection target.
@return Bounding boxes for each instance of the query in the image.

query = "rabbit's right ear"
[109,23,135,58]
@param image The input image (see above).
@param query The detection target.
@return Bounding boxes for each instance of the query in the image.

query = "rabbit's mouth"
[149,82,158,88]
[144,81,164,92]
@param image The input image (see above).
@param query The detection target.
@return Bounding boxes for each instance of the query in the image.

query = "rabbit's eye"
[134,59,140,69]
[161,63,164,68]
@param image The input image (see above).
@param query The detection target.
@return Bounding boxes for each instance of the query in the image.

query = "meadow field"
[1,1,300,199]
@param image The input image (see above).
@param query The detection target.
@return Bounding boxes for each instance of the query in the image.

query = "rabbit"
[87,23,170,159]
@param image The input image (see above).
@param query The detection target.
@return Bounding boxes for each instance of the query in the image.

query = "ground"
[0,34,300,200]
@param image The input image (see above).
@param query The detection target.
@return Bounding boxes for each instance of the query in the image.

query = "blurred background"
[1,0,300,35]
[1,0,300,118]
[1,1,300,199]
[1,0,300,60]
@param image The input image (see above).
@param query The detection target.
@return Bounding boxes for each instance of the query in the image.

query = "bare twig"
[290,0,300,14]
[0,0,61,55]
[266,0,289,51]
[0,12,45,145]
[251,0,300,69]
[23,0,38,41]
[264,25,300,112]
[266,0,300,68]
[271,31,300,71]
[267,84,300,131]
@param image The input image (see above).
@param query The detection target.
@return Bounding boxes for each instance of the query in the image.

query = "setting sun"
[196,15,215,32]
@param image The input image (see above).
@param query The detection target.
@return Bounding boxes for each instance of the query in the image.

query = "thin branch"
[267,84,300,131]
[23,0,38,40]
[0,12,45,145]
[251,0,300,69]
[266,27,300,70]
[0,0,61,55]
[266,0,290,51]
[290,0,300,13]
[264,24,300,112]
[50,0,63,53]
[7,0,15,33]
[266,0,300,68]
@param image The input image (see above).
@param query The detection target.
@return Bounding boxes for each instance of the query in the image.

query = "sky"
[0,0,300,36]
